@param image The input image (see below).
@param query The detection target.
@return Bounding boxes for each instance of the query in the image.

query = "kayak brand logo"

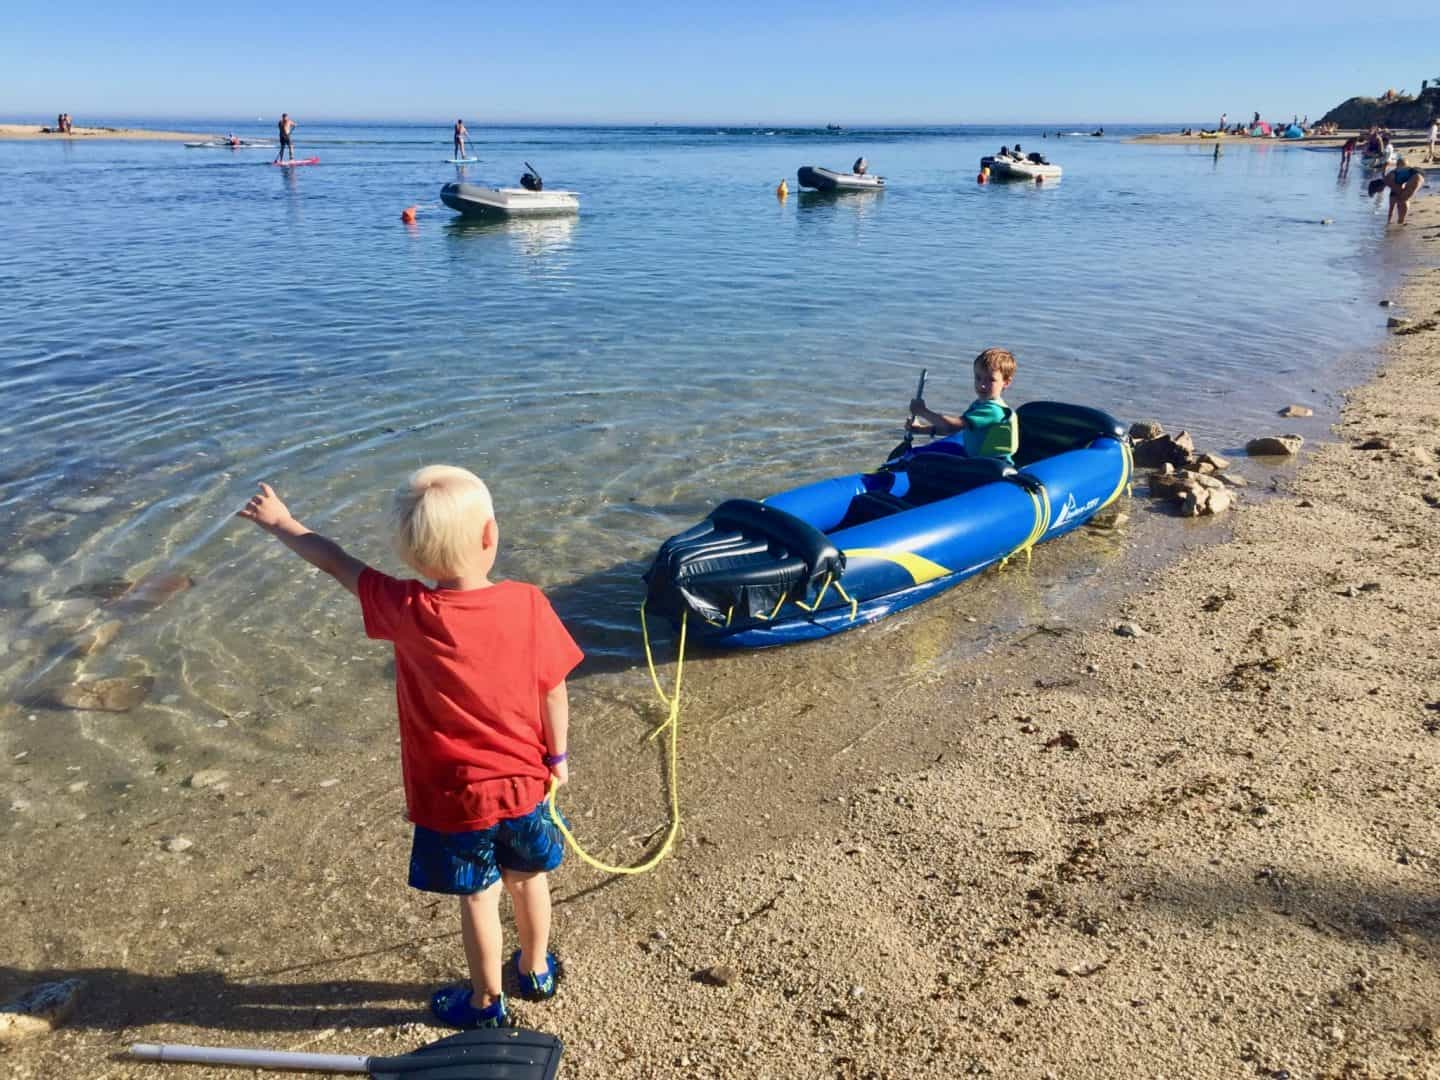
[1050,492,1101,531]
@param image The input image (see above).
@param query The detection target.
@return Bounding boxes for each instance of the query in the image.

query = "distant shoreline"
[1129,127,1434,152]
[0,123,210,142]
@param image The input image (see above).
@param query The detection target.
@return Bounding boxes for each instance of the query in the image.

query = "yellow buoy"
[776,178,788,199]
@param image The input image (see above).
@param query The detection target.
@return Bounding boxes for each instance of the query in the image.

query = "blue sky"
[7,1,1439,124]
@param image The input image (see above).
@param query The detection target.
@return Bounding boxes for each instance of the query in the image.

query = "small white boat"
[796,165,885,192]
[440,182,580,218]
[981,155,1062,181]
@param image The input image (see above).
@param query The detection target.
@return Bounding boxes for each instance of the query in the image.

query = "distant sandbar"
[0,123,211,142]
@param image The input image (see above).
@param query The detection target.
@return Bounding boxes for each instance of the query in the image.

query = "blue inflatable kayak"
[644,401,1131,648]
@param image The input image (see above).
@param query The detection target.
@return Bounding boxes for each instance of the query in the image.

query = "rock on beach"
[1245,434,1304,456]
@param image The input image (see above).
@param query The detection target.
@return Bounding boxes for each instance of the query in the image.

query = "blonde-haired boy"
[238,465,580,1029]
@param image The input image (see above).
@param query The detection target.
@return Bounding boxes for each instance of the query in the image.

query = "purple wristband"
[543,751,568,766]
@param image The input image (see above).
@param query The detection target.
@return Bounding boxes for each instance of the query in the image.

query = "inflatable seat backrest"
[710,499,843,581]
[1013,401,1127,468]
[902,453,1014,505]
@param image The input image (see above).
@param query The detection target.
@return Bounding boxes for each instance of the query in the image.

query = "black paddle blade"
[368,1028,562,1080]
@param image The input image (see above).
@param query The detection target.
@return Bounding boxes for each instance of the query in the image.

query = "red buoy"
[400,206,417,223]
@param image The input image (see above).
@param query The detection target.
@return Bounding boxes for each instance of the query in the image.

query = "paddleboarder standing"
[454,119,469,160]
[275,113,296,164]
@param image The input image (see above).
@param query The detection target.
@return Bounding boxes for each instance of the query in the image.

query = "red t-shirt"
[358,569,583,832]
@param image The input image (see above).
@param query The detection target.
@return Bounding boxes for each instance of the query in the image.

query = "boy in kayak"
[907,347,1020,464]
[236,466,581,1029]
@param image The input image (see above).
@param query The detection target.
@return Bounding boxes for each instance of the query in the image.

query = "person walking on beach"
[236,466,580,1029]
[1429,116,1437,162]
[454,119,469,160]
[1218,112,1227,133]
[274,113,296,163]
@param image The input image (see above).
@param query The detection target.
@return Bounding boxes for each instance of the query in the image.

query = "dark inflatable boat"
[643,401,1131,648]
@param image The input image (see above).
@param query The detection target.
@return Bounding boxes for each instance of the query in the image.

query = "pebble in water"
[6,553,51,575]
[49,496,113,514]
[48,676,155,713]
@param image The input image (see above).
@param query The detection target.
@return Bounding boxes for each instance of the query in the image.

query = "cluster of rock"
[1318,86,1440,130]
[1131,422,1246,517]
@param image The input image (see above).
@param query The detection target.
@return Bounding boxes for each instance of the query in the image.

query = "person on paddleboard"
[275,113,297,163]
[454,119,469,160]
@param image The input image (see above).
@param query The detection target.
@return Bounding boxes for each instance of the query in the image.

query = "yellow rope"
[547,608,686,875]
[1000,482,1051,569]
[831,579,860,622]
[1100,439,1133,509]
[792,573,834,612]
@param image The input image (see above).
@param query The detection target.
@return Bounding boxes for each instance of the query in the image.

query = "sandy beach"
[3,188,1439,1079]
[1131,128,1437,156]
[0,123,210,142]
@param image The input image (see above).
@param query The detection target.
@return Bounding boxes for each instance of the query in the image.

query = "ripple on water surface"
[0,123,1401,821]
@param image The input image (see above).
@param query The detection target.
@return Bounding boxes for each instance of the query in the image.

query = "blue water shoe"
[429,984,512,1029]
[511,951,563,1002]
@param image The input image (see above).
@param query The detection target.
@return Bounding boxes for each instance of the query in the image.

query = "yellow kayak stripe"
[843,547,953,585]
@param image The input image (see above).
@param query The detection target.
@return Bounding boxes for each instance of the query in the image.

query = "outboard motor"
[520,160,544,192]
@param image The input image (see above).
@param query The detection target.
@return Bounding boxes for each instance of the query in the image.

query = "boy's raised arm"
[236,483,368,597]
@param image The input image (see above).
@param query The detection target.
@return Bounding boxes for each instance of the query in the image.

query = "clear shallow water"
[0,122,1406,823]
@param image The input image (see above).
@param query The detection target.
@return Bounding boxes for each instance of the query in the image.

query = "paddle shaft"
[903,367,928,447]
[130,1042,369,1072]
[885,367,928,464]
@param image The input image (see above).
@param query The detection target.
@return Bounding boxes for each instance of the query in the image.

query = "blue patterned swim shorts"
[408,801,566,895]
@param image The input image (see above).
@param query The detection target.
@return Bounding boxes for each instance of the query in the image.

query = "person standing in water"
[274,113,297,164]
[454,119,469,160]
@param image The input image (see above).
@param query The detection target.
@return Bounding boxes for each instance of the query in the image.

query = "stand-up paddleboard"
[447,157,480,164]
[272,157,320,167]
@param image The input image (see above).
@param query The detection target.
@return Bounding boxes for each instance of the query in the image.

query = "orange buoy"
[776,178,788,199]
[400,206,417,223]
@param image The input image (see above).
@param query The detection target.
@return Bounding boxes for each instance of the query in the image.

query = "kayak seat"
[1013,401,1127,469]
[835,489,913,531]
[644,499,844,625]
[901,454,1014,506]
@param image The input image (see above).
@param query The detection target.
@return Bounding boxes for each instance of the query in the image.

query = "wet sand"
[3,205,1440,1075]
[0,124,211,141]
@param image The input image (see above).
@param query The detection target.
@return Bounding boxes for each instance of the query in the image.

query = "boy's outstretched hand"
[235,482,367,597]
[236,482,293,532]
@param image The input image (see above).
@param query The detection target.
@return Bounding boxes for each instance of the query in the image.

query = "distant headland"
[1319,85,1439,129]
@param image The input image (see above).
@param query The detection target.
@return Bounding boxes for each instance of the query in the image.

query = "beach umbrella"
[129,1027,562,1079]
